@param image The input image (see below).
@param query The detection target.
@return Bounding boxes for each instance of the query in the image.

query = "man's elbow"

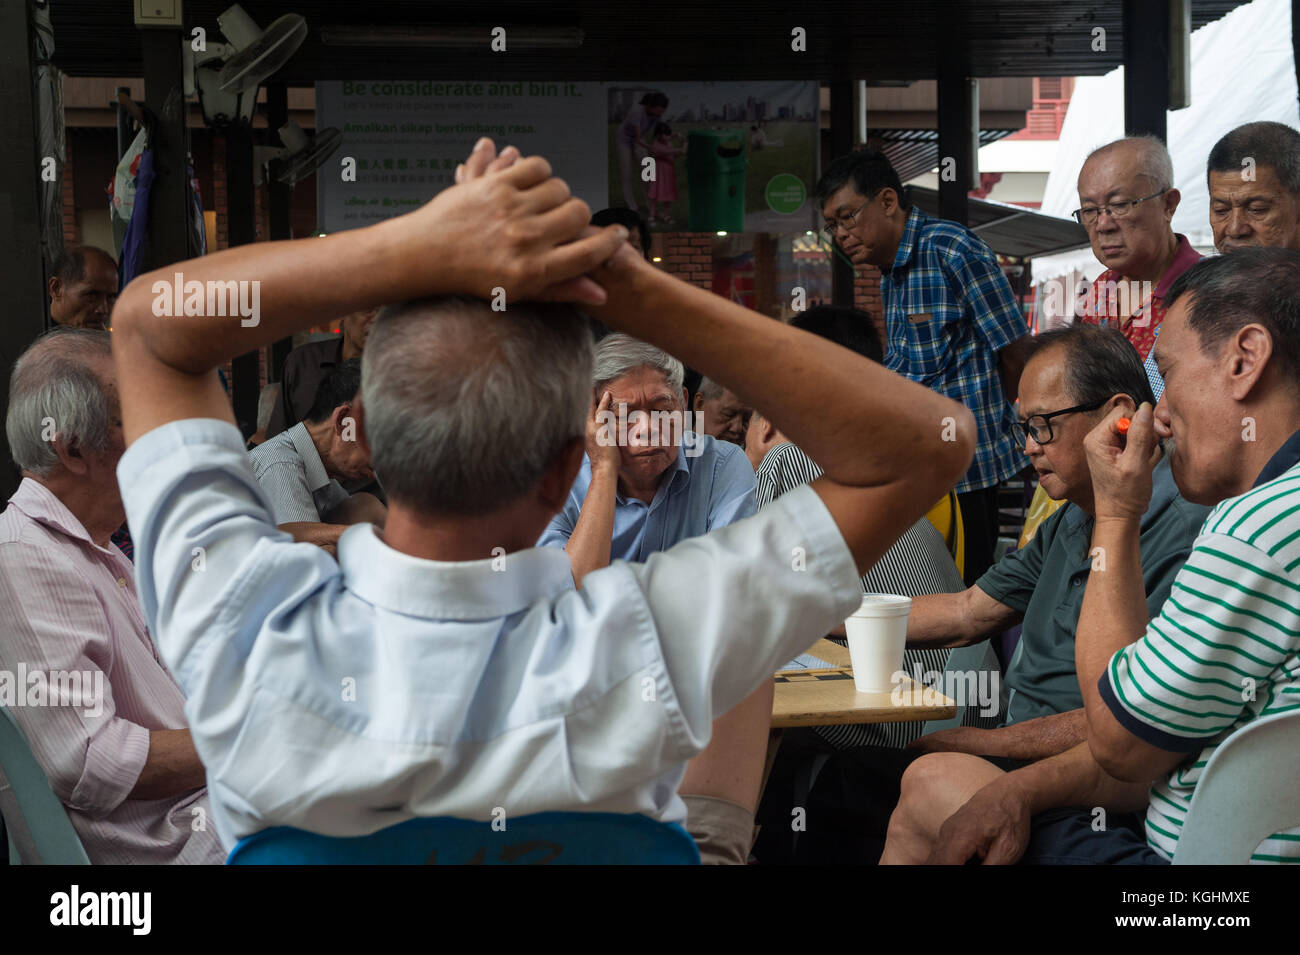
[1087,728,1155,783]
[110,275,155,339]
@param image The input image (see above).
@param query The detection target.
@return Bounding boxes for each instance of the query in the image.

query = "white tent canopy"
[1033,0,1299,304]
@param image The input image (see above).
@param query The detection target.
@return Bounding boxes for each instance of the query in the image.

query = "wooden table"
[771,638,956,728]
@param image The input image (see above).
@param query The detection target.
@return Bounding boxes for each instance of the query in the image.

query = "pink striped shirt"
[0,478,223,864]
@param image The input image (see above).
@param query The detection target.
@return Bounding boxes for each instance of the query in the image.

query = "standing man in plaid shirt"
[817,150,1033,582]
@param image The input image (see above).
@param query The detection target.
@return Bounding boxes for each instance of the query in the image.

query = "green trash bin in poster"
[687,130,747,232]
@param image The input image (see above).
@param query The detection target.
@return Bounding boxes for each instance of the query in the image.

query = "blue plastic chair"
[1173,709,1300,865]
[0,707,90,864]
[228,811,701,865]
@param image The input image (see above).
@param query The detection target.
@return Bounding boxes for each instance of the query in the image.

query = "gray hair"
[361,296,592,516]
[696,376,725,401]
[1207,121,1300,195]
[6,327,115,476]
[592,333,684,395]
[1084,135,1175,191]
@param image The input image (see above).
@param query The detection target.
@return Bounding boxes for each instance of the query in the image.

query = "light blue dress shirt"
[537,433,757,559]
[117,418,861,849]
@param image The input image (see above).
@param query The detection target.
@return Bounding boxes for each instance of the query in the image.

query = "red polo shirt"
[1078,234,1202,360]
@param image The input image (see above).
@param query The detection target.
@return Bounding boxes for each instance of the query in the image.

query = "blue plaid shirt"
[880,208,1026,493]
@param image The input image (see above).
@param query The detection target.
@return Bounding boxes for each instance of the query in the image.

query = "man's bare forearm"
[979,709,1087,762]
[1077,517,1147,721]
[906,592,976,648]
[129,729,207,800]
[279,522,347,553]
[564,464,618,586]
[587,264,974,495]
[113,221,424,377]
[1005,741,1151,816]
[906,588,1018,649]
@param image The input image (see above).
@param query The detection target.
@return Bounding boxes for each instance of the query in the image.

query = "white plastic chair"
[1173,709,1300,865]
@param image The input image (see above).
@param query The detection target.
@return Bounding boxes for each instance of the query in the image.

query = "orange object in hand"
[1116,417,1132,435]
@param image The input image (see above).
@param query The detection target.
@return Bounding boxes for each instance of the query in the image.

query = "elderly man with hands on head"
[107,138,974,863]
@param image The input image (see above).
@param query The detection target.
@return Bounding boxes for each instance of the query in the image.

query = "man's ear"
[537,436,584,513]
[48,276,62,302]
[880,188,900,217]
[1163,187,1182,219]
[1106,393,1138,416]
[51,433,89,475]
[691,390,702,411]
[348,395,372,457]
[1229,324,1274,402]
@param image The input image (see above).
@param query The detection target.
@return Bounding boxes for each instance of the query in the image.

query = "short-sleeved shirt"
[976,457,1210,725]
[1101,431,1300,863]
[881,207,1026,494]
[248,422,350,523]
[265,337,344,440]
[1078,234,1201,362]
[538,433,757,561]
[756,442,969,748]
[117,417,862,848]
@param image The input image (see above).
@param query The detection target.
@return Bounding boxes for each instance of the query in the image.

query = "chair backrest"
[1173,709,1300,865]
[227,811,701,865]
[924,491,965,579]
[921,639,1004,734]
[0,707,90,864]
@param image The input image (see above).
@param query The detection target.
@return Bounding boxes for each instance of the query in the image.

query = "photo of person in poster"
[607,82,818,233]
[615,91,669,214]
[647,122,687,226]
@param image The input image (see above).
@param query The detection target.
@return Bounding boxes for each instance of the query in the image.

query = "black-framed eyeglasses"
[819,195,876,245]
[1012,399,1107,449]
[1071,188,1169,227]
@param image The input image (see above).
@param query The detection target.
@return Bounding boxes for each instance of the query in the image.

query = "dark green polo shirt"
[975,457,1210,726]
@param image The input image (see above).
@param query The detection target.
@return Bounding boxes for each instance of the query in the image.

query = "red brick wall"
[853,264,886,344]
[657,232,714,289]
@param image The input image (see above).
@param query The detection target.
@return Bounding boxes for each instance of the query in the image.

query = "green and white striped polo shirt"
[1101,457,1300,863]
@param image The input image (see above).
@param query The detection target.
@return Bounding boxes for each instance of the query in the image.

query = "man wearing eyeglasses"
[1074,136,1202,363]
[816,150,1032,585]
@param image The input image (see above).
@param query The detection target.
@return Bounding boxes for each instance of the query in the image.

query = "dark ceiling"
[48,0,1248,82]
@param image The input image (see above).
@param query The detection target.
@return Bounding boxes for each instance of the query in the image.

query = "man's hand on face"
[586,390,623,475]
[926,776,1033,865]
[430,138,630,305]
[1083,402,1163,523]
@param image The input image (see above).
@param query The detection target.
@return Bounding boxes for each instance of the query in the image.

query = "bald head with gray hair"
[362,296,593,516]
[6,327,116,476]
[1082,135,1174,192]
[591,334,684,396]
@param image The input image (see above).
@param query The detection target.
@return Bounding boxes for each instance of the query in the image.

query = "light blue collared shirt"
[537,433,757,559]
[117,418,860,849]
